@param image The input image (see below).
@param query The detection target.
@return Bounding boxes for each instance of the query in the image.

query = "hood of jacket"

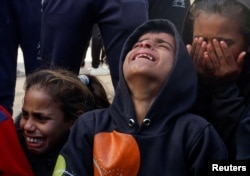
[109,19,198,133]
[238,0,250,11]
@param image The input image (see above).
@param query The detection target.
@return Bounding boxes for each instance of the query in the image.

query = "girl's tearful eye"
[35,115,50,122]
[21,110,29,120]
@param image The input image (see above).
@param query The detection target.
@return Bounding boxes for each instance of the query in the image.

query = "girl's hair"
[79,74,111,109]
[189,0,250,44]
[24,69,110,122]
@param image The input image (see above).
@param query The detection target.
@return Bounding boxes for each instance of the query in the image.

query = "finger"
[186,44,192,56]
[211,39,224,66]
[237,51,247,69]
[191,37,199,59]
[199,41,207,63]
[195,37,204,57]
[206,41,219,70]
[219,41,235,66]
[203,51,214,77]
[192,37,204,67]
[195,41,207,72]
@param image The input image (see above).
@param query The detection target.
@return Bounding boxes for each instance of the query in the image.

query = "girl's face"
[20,86,72,155]
[193,12,250,59]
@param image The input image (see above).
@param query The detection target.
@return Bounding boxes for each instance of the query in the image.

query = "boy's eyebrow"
[156,38,175,50]
[138,38,175,50]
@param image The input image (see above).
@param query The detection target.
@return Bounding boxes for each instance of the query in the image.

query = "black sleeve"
[236,105,250,160]
[210,82,245,159]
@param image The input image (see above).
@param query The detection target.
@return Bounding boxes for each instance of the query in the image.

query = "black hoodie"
[53,19,228,176]
[182,0,250,159]
[236,0,250,160]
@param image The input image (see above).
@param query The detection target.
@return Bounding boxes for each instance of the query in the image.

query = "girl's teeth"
[27,137,44,143]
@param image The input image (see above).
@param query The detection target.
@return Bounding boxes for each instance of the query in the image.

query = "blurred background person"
[40,0,148,89]
[0,0,41,114]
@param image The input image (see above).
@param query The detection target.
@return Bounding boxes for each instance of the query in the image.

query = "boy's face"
[193,12,250,59]
[123,32,176,87]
